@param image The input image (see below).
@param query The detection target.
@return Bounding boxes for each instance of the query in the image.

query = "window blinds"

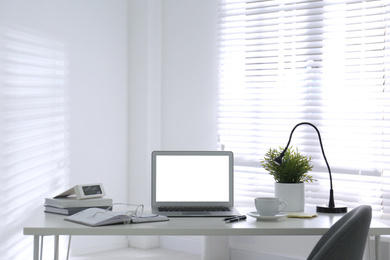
[217,0,390,222]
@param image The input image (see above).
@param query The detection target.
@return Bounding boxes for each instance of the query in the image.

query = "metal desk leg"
[33,235,39,260]
[202,236,229,260]
[54,235,59,260]
[375,235,381,260]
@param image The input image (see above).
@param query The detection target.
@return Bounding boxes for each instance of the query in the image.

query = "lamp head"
[274,155,284,165]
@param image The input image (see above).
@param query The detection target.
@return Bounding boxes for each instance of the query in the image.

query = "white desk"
[24,208,390,260]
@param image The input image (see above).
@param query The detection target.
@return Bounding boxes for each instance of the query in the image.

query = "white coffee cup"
[254,197,287,216]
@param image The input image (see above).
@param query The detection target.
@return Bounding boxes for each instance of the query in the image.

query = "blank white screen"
[156,155,230,202]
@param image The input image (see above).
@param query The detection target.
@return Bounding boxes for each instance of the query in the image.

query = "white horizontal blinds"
[319,1,388,218]
[218,0,327,206]
[218,0,390,218]
[381,3,390,222]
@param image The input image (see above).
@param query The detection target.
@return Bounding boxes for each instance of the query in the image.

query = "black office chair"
[307,205,372,260]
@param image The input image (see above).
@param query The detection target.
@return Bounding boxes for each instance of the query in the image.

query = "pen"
[224,215,246,223]
[224,215,242,221]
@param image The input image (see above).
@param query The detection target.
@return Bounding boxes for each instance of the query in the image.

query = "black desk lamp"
[274,122,347,213]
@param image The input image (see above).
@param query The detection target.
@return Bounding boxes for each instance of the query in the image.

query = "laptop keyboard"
[158,206,230,212]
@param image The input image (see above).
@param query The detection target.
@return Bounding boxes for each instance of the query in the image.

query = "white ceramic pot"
[274,182,305,212]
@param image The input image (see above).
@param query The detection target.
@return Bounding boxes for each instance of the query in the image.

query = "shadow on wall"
[0,25,70,259]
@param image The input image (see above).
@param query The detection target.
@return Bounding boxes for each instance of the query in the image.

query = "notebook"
[151,151,240,217]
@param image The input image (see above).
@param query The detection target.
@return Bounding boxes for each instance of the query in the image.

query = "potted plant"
[261,146,315,212]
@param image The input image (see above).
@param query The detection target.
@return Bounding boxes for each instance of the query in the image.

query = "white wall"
[128,0,219,209]
[0,0,128,258]
[67,1,129,254]
[127,0,219,250]
[158,0,220,252]
[160,0,219,150]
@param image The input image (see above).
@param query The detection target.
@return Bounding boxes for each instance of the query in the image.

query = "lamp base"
[316,205,347,213]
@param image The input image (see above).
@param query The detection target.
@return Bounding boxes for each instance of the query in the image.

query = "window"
[218,0,390,222]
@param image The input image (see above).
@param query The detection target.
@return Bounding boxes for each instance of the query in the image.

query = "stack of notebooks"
[44,197,113,216]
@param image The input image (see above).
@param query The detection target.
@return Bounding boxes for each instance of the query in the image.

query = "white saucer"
[247,211,287,221]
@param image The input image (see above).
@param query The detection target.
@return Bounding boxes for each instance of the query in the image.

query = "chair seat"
[307,205,372,260]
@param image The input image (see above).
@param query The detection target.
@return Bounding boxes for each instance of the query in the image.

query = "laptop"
[151,150,240,217]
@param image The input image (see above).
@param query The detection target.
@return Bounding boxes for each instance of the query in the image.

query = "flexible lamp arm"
[274,122,335,208]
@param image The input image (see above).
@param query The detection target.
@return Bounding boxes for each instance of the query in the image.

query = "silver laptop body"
[151,151,240,217]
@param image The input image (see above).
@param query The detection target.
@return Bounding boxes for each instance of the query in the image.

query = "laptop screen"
[152,151,234,206]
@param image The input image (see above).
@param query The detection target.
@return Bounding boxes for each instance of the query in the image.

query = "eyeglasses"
[90,203,145,224]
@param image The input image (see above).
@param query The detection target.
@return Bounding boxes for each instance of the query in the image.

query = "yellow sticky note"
[287,213,318,218]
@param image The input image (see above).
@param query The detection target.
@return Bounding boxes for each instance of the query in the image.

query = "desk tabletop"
[24,208,390,237]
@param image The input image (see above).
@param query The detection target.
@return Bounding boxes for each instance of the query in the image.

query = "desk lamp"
[274,122,347,213]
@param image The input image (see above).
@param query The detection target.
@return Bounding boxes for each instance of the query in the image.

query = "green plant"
[261,146,315,183]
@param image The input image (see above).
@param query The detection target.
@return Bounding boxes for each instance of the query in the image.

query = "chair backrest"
[307,205,372,260]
